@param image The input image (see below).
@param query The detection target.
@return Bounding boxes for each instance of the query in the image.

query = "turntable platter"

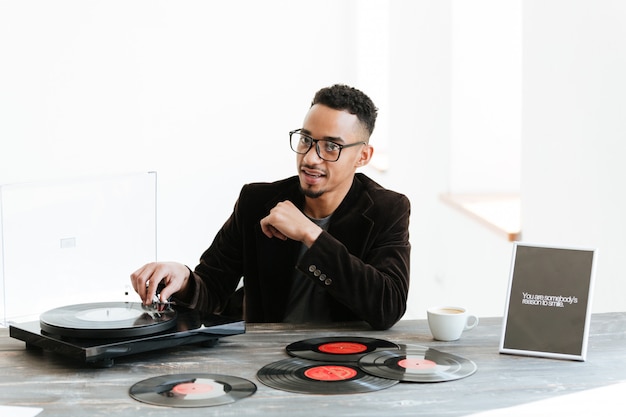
[39,302,177,338]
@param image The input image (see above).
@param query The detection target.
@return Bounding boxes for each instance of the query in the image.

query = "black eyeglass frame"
[289,129,366,162]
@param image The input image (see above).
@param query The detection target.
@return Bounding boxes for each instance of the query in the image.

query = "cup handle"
[464,315,479,331]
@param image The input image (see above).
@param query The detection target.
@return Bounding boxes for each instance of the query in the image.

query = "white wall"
[450,0,521,194]
[2,0,622,324]
[0,0,365,322]
[386,1,517,320]
[522,0,626,314]
[0,0,359,268]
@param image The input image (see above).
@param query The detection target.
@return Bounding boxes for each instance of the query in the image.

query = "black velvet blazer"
[183,173,411,330]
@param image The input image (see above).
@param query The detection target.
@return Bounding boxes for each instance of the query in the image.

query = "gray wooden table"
[1,313,625,416]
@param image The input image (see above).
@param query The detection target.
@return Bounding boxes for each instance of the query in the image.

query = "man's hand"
[130,262,190,305]
[260,200,322,247]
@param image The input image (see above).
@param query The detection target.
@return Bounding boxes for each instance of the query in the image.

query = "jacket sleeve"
[295,194,411,330]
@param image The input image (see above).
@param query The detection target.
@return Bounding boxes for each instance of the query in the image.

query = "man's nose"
[302,143,324,164]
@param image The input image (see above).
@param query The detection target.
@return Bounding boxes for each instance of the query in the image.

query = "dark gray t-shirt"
[283,214,333,323]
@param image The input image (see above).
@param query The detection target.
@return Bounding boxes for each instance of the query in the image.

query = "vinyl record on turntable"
[257,357,398,395]
[357,344,477,382]
[286,336,400,362]
[39,302,177,338]
[129,373,256,407]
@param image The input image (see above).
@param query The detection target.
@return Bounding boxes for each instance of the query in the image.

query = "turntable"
[9,302,245,367]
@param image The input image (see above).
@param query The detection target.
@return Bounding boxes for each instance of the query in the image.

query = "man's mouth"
[301,166,326,180]
[303,169,324,178]
[299,166,327,198]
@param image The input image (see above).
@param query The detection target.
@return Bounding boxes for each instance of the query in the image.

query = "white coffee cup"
[427,306,479,341]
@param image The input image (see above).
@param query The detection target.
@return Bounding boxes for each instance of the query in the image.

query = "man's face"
[296,104,370,201]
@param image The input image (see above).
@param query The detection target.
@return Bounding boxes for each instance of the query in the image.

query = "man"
[131,84,410,330]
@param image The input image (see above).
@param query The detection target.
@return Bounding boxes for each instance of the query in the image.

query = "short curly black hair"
[311,84,378,137]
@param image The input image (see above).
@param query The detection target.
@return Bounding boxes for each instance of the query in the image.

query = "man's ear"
[356,144,374,167]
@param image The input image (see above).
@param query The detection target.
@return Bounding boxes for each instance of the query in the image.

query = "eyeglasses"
[289,129,366,162]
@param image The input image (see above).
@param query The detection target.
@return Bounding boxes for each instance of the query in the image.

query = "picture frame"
[499,242,597,361]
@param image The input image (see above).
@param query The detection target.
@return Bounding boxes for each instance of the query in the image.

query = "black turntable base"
[9,302,245,367]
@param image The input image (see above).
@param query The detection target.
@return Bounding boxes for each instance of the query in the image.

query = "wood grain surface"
[1,313,625,417]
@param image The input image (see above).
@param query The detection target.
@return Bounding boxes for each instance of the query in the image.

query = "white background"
[1,0,624,323]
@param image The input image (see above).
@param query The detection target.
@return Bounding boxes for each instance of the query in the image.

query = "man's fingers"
[130,263,162,304]
[262,222,287,240]
[269,225,287,240]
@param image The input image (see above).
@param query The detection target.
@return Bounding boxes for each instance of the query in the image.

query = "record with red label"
[257,357,399,394]
[129,373,256,407]
[286,336,400,362]
[357,344,477,382]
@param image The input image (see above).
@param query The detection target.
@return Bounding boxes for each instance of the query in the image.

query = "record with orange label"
[286,336,400,362]
[257,357,398,394]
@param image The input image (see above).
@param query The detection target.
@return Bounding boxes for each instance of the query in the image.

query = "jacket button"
[324,278,332,285]
[308,265,316,273]
[319,274,326,281]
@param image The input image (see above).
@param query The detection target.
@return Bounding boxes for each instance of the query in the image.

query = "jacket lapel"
[326,176,375,258]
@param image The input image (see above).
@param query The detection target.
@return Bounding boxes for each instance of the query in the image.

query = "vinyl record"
[358,344,477,382]
[39,302,177,338]
[129,373,257,408]
[257,357,398,395]
[286,336,400,362]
